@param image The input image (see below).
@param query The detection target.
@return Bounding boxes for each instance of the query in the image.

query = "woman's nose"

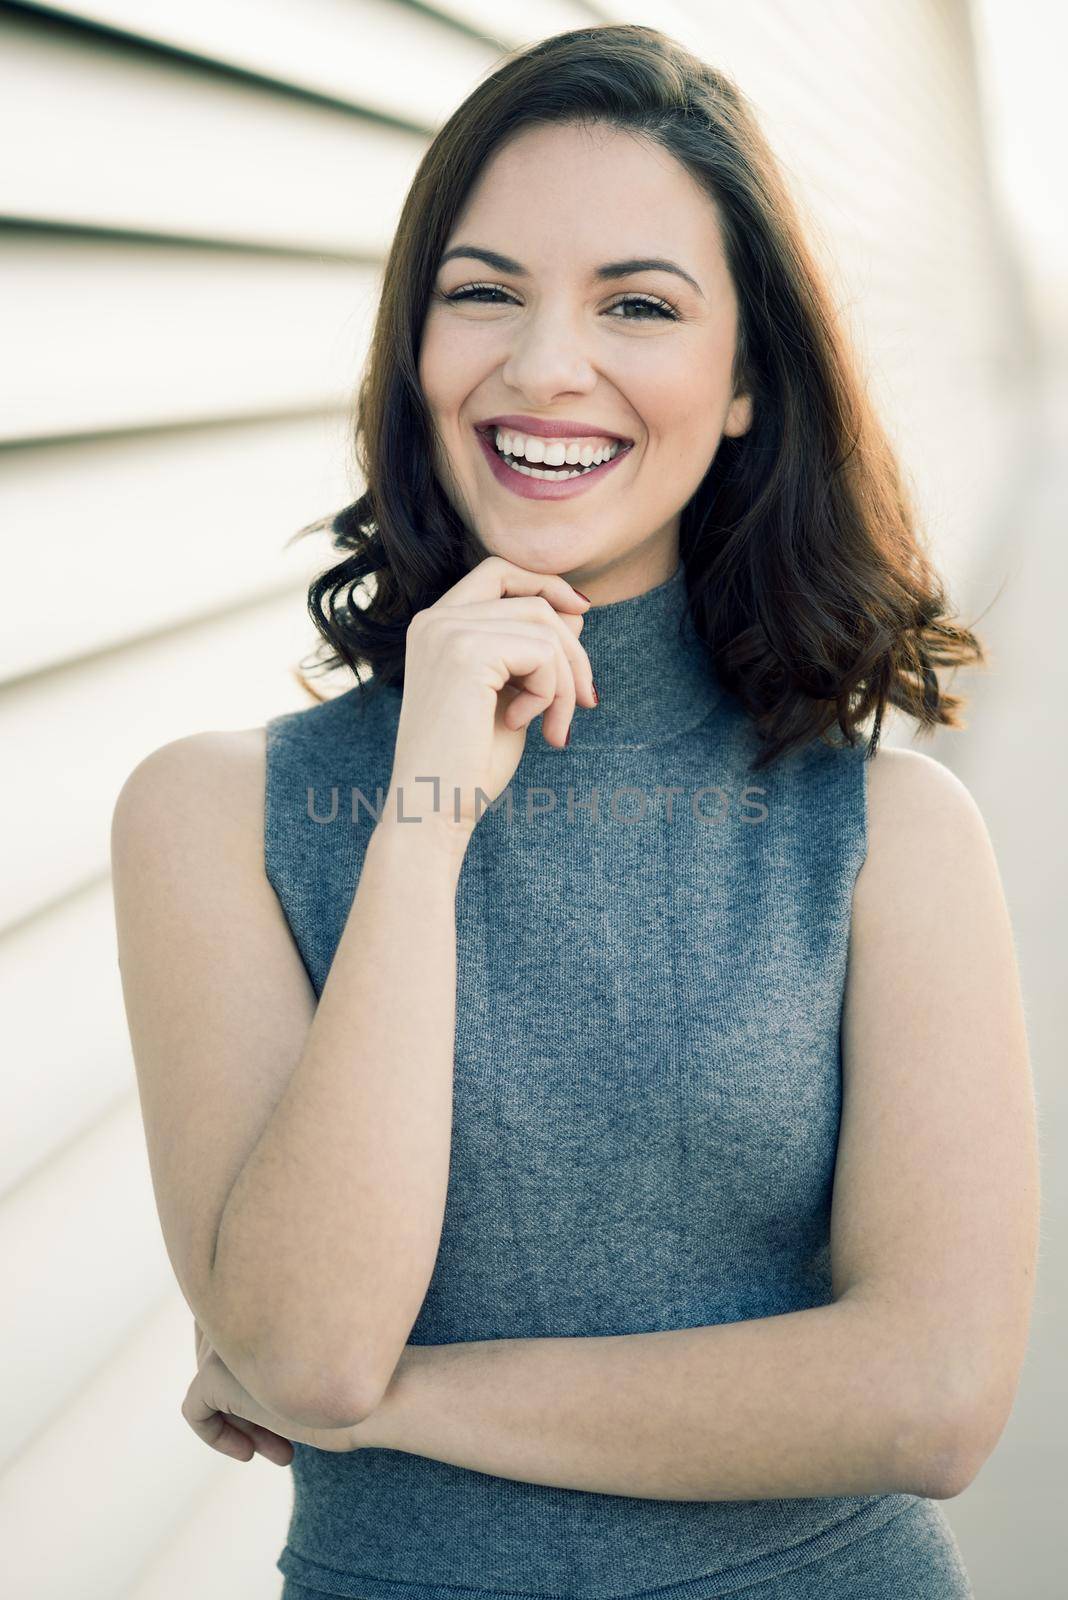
[499,310,599,395]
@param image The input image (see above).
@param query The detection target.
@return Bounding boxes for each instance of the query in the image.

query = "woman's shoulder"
[115,676,397,806]
[116,726,266,799]
[864,743,976,825]
[111,686,393,840]
[858,744,988,901]
[111,728,269,869]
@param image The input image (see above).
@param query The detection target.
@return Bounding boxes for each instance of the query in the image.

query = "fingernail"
[574,590,592,603]
[591,681,599,706]
[564,724,571,746]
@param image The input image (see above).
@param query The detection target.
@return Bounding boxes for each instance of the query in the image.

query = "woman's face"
[418,120,752,592]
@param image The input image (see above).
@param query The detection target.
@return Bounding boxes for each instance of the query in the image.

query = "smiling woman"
[417,123,753,541]
[111,19,1037,1600]
[291,28,983,770]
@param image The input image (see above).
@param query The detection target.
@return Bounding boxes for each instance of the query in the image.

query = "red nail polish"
[591,682,599,706]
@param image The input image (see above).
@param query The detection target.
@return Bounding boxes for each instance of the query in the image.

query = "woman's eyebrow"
[438,244,704,298]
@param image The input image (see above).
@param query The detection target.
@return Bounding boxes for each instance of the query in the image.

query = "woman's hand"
[388,556,595,835]
[183,1323,351,1462]
[191,1317,279,1460]
[186,1317,425,1464]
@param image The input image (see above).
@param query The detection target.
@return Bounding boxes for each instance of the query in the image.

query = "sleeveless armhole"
[263,714,317,999]
[853,733,872,891]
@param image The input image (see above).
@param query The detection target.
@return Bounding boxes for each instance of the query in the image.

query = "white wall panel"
[0,592,328,929]
[0,883,130,1195]
[22,0,507,123]
[0,1288,292,1599]
[0,11,427,250]
[0,414,348,678]
[0,1100,171,1470]
[431,0,600,40]
[128,1424,294,1600]
[0,233,377,441]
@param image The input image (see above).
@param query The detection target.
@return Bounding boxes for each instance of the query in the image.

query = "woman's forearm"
[209,812,472,1428]
[353,1294,964,1501]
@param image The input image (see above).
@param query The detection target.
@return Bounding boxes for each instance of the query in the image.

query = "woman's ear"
[723,391,753,438]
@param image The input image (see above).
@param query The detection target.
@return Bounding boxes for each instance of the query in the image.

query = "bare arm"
[340,747,1037,1500]
[211,813,470,1426]
[112,729,472,1431]
[349,1295,961,1500]
[227,562,588,1423]
[114,561,594,1433]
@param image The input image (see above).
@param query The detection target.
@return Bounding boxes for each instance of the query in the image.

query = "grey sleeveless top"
[265,560,916,1599]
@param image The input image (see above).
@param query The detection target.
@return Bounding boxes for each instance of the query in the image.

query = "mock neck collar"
[563,559,723,750]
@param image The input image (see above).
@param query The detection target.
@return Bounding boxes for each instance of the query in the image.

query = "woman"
[111,23,1038,1600]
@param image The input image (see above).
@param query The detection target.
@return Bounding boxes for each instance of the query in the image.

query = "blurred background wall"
[0,1,1060,1595]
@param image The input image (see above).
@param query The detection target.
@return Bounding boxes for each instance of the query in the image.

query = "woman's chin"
[475,526,608,575]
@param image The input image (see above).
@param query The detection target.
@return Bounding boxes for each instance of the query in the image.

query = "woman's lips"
[473,427,633,501]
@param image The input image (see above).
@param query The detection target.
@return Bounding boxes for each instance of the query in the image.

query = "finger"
[185,1403,292,1466]
[429,603,587,745]
[183,1374,296,1467]
[437,556,591,625]
[434,618,571,746]
[221,1415,295,1466]
[191,1405,256,1461]
[500,627,576,745]
[183,1383,252,1458]
[437,594,595,719]
[238,1420,296,1466]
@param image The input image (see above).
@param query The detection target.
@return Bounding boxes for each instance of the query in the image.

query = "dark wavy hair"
[289,22,985,770]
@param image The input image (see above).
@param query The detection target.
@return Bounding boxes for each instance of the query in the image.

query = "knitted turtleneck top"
[263,560,916,1599]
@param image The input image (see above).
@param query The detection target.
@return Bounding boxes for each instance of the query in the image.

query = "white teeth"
[496,455,610,481]
[492,428,622,468]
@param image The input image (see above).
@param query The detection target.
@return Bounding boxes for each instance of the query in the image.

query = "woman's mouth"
[473,426,634,501]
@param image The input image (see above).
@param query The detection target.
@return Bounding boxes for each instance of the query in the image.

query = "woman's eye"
[607,295,678,322]
[442,284,514,307]
[441,285,678,322]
